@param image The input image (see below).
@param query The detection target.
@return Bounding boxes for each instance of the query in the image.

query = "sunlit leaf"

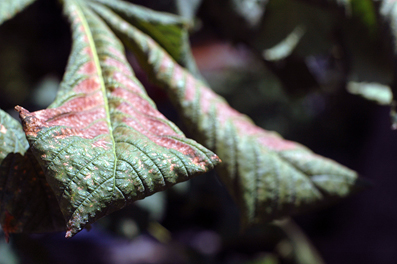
[90,0,200,77]
[94,6,367,227]
[16,0,219,237]
[0,109,65,240]
[0,0,36,25]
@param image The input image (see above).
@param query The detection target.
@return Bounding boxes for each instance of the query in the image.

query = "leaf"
[0,109,65,240]
[347,81,392,105]
[230,0,268,28]
[379,0,397,128]
[262,25,306,61]
[16,0,219,237]
[93,6,367,227]
[0,0,36,26]
[175,0,202,21]
[89,0,201,77]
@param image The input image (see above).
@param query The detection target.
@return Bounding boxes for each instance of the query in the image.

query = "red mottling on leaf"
[171,62,184,88]
[92,138,112,149]
[111,72,144,94]
[184,74,197,102]
[79,61,97,75]
[158,52,173,77]
[72,78,100,93]
[192,156,207,171]
[112,87,160,117]
[104,57,131,77]
[199,86,218,114]
[2,211,17,243]
[0,124,7,134]
[107,46,127,61]
[257,131,299,151]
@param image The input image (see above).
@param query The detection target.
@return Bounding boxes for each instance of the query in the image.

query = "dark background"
[0,0,396,263]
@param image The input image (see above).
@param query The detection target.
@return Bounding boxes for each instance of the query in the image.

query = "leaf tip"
[65,230,73,238]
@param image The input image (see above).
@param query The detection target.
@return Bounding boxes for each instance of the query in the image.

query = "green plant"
[2,0,393,262]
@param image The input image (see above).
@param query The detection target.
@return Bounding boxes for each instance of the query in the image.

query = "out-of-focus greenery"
[0,0,395,263]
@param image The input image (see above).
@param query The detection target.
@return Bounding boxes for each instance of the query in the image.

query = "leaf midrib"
[71,0,118,200]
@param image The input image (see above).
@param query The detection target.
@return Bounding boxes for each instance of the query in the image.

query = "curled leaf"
[0,109,65,240]
[93,6,367,227]
[89,0,200,76]
[16,0,219,237]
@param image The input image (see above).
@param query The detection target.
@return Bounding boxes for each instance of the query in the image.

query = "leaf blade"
[88,0,201,77]
[94,6,367,227]
[17,0,219,237]
[0,109,65,239]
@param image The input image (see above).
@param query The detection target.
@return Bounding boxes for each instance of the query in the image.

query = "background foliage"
[0,0,396,263]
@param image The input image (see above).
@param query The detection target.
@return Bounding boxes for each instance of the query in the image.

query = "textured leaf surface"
[0,0,36,25]
[16,0,219,237]
[89,0,200,77]
[94,7,367,227]
[0,110,65,240]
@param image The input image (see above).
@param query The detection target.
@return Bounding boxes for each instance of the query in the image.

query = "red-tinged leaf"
[0,109,65,238]
[92,5,367,227]
[16,0,219,237]
[89,0,201,77]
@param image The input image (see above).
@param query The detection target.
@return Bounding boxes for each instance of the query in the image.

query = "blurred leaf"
[378,0,397,128]
[90,0,201,77]
[94,6,367,228]
[0,0,36,25]
[16,0,219,237]
[262,25,306,61]
[274,219,324,264]
[230,0,269,28]
[347,82,392,105]
[175,0,202,21]
[350,0,377,36]
[0,109,65,240]
[253,0,335,57]
[0,239,19,264]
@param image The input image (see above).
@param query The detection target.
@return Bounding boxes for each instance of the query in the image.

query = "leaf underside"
[93,5,367,227]
[16,0,219,237]
[89,0,201,77]
[0,109,65,240]
[0,0,36,26]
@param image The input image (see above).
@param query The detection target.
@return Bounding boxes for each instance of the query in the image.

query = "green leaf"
[0,0,36,26]
[347,81,392,105]
[0,110,65,240]
[16,0,219,238]
[89,0,201,77]
[94,6,367,227]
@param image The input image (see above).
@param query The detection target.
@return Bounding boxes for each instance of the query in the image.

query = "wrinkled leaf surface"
[94,6,367,227]
[0,109,65,240]
[17,0,219,237]
[90,0,200,77]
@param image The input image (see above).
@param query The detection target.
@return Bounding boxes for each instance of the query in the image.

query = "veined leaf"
[0,0,36,25]
[93,6,366,227]
[16,0,219,237]
[0,109,65,241]
[89,0,201,77]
